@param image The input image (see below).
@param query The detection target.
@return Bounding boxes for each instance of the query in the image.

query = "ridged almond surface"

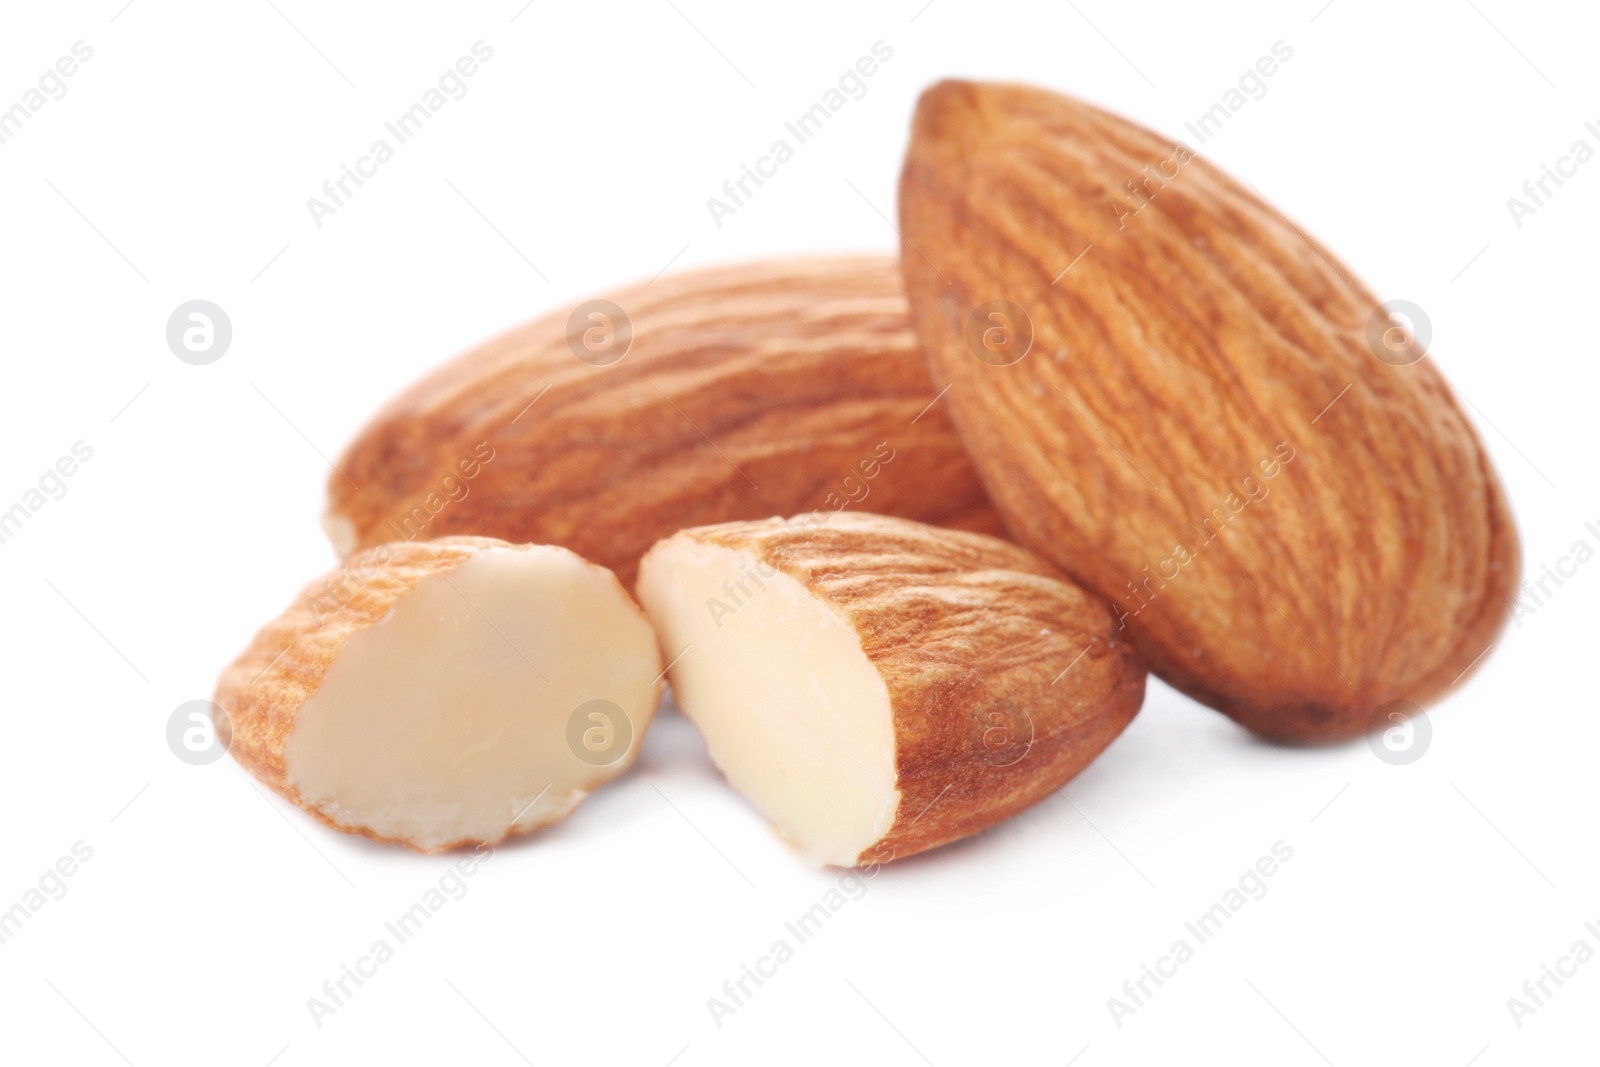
[637,513,1146,864]
[325,257,1003,589]
[898,80,1519,742]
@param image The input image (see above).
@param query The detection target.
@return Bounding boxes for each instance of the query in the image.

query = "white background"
[1,1,1595,1064]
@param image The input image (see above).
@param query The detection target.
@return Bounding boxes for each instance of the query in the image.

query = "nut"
[635,513,1146,866]
[214,537,663,851]
[325,256,1005,589]
[897,80,1519,742]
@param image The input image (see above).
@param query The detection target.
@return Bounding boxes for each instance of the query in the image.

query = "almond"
[635,513,1145,866]
[897,80,1519,742]
[324,256,1004,589]
[214,537,662,851]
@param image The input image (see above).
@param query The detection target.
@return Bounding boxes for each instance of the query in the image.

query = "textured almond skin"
[213,536,661,851]
[898,80,1519,742]
[650,513,1146,864]
[326,257,1004,589]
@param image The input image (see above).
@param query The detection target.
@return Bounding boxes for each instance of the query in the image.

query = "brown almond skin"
[325,257,1004,589]
[898,80,1519,743]
[652,513,1146,864]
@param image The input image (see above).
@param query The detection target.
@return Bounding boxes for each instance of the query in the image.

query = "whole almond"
[636,512,1146,866]
[897,80,1519,742]
[325,257,1003,588]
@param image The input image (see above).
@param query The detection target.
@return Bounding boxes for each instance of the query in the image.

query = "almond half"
[898,80,1519,742]
[636,513,1145,866]
[214,537,663,851]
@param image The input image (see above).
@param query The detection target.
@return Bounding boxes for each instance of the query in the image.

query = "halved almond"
[636,514,1145,866]
[215,537,662,851]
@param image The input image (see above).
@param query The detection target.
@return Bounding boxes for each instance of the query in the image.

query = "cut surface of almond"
[216,537,662,852]
[643,537,900,865]
[636,514,1145,867]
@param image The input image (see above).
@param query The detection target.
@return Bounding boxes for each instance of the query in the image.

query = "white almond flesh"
[216,537,663,852]
[637,538,899,866]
